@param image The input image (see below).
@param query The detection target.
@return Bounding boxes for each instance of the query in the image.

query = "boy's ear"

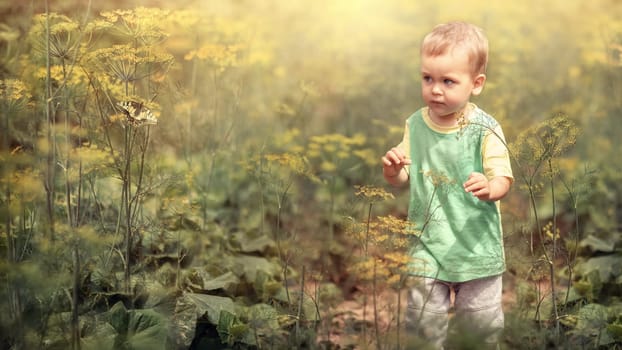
[471,74,486,96]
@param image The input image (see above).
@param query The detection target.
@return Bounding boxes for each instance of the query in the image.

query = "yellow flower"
[354,185,394,202]
[320,161,337,172]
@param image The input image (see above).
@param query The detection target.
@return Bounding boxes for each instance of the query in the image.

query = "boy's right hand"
[382,147,411,177]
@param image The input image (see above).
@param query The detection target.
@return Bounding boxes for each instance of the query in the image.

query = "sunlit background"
[1,0,622,349]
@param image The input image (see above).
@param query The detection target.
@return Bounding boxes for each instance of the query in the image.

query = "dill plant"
[83,8,173,295]
[247,151,318,303]
[0,78,33,348]
[306,133,375,244]
[509,116,579,333]
[172,9,247,233]
[467,114,582,345]
[27,10,104,349]
[348,185,416,350]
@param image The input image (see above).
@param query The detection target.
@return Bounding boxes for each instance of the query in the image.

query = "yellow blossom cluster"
[347,213,416,287]
[354,185,394,202]
[0,79,31,108]
[86,44,173,84]
[307,133,372,173]
[184,44,242,70]
[510,115,579,166]
[100,7,171,44]
[30,13,79,37]
[421,169,455,187]
[28,13,82,61]
[263,152,319,182]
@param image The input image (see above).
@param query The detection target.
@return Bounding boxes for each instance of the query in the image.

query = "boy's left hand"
[463,172,491,201]
[463,172,511,201]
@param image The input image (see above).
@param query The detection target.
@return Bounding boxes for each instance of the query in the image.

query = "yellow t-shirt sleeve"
[397,119,410,155]
[483,125,514,182]
[396,119,411,177]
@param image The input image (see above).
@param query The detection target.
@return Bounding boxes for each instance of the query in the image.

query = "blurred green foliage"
[1,0,622,348]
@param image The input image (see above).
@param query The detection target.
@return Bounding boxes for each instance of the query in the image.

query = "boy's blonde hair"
[421,21,489,76]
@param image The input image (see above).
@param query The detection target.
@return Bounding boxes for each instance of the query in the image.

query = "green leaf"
[607,323,622,340]
[233,255,280,282]
[203,271,240,291]
[578,255,622,282]
[185,292,236,325]
[171,294,198,348]
[579,234,616,253]
[238,234,275,253]
[171,293,236,348]
[239,303,284,345]
[89,302,170,350]
[575,303,608,332]
[107,302,130,334]
[82,323,117,350]
[217,309,237,336]
[247,303,280,332]
[125,309,170,350]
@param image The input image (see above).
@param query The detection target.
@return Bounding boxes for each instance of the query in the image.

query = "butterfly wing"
[117,101,157,126]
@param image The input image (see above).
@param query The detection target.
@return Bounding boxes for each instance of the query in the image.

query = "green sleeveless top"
[407,107,505,282]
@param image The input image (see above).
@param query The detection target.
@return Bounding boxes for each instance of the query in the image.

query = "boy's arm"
[382,147,410,187]
[463,173,511,201]
[466,123,513,201]
[382,121,411,187]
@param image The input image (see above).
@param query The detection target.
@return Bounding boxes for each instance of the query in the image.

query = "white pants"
[405,275,504,349]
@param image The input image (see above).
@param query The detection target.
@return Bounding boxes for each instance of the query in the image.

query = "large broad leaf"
[107,301,130,334]
[232,255,280,282]
[171,293,237,348]
[579,234,616,253]
[186,293,237,324]
[217,309,252,345]
[238,234,275,253]
[247,303,280,333]
[125,308,170,350]
[238,303,284,345]
[203,271,240,292]
[83,302,169,350]
[573,303,617,346]
[187,268,240,292]
[577,255,622,282]
[82,322,117,350]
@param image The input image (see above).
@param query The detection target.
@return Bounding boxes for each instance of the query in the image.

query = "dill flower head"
[354,185,394,202]
[0,79,32,110]
[510,114,579,166]
[28,13,81,61]
[100,7,170,45]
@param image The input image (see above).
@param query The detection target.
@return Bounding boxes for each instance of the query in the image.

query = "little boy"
[381,22,513,349]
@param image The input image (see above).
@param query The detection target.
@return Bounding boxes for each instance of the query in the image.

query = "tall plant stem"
[373,258,380,350]
[2,88,23,350]
[275,178,293,304]
[71,244,81,350]
[59,61,83,350]
[361,202,373,345]
[295,265,306,345]
[122,124,134,294]
[547,159,561,338]
[560,175,583,306]
[395,274,407,350]
[43,0,56,240]
[328,178,336,242]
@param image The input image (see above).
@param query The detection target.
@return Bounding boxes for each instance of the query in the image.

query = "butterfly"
[117,101,158,127]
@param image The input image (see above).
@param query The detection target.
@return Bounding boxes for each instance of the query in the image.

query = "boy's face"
[420,48,485,122]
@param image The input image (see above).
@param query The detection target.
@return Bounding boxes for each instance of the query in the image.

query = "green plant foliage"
[172,293,236,348]
[569,303,622,347]
[82,301,170,350]
[2,0,622,349]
